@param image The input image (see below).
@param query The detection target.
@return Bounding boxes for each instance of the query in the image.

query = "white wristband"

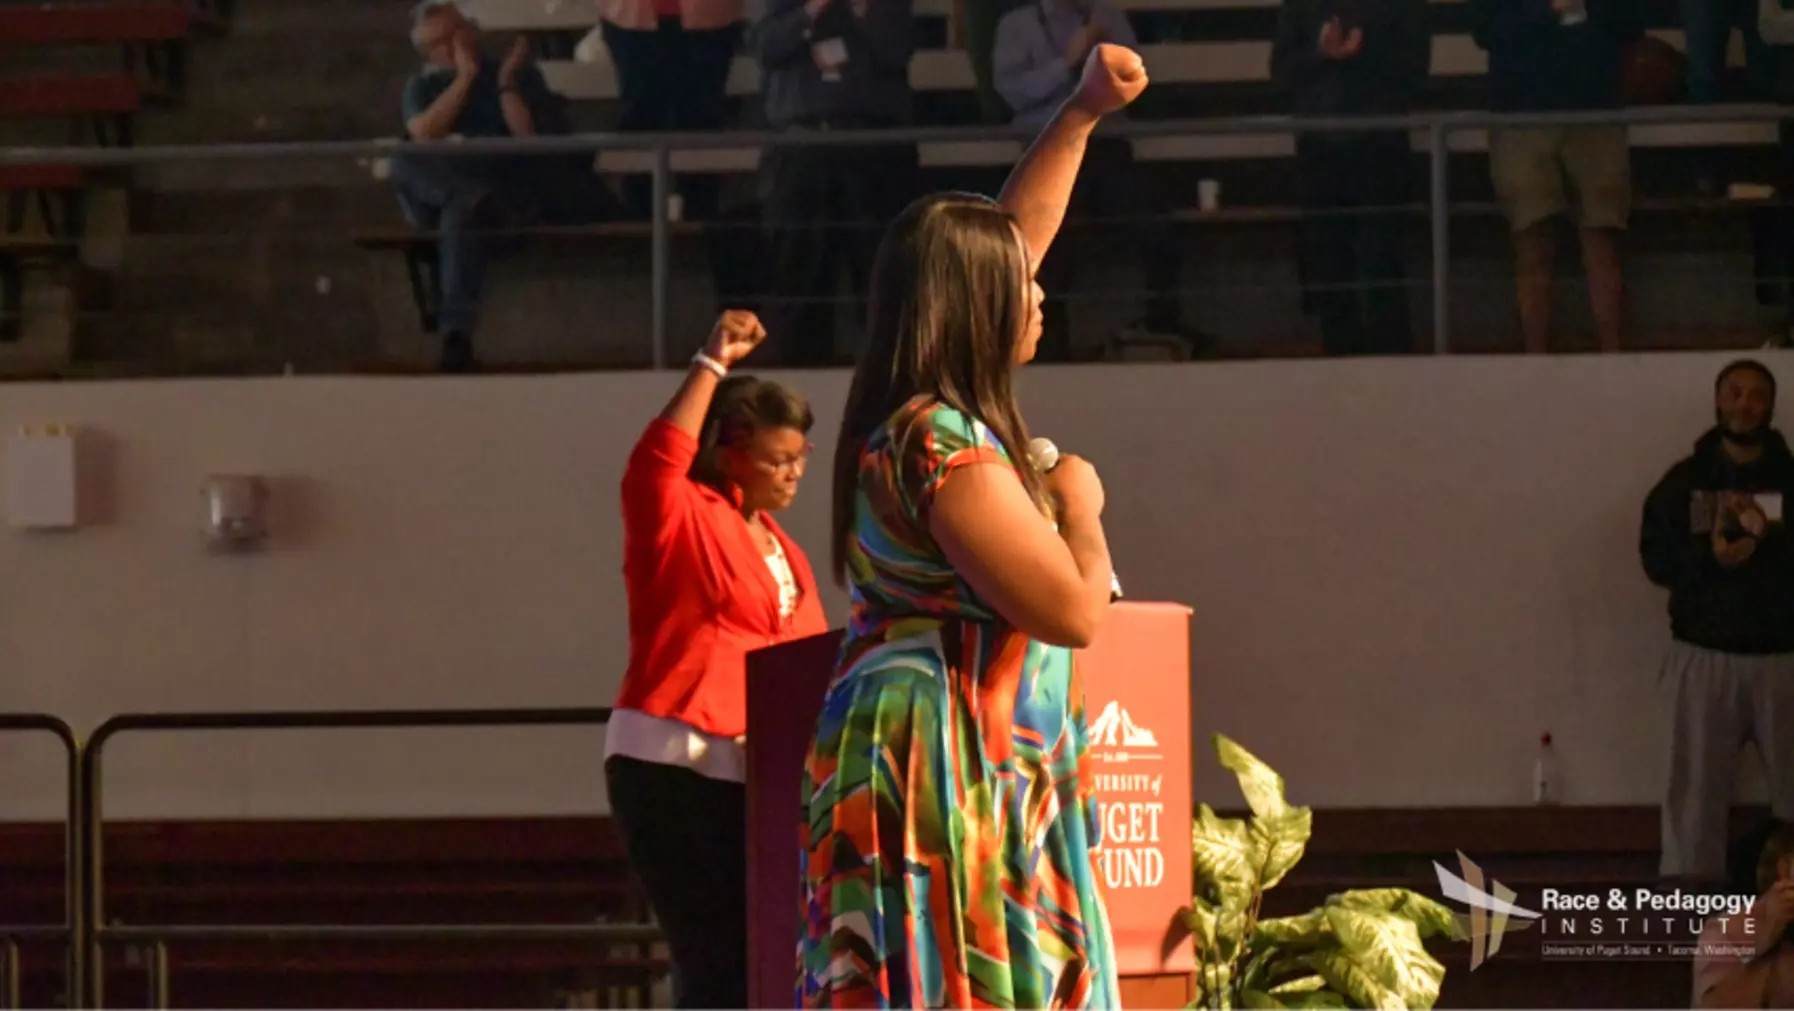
[691,351,728,378]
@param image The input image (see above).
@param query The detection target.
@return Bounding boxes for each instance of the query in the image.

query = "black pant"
[1036,137,1183,361]
[1749,121,1794,327]
[603,19,740,220]
[758,137,920,366]
[1295,134,1414,356]
[605,756,747,1009]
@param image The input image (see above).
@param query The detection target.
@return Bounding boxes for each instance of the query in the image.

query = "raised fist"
[703,309,768,367]
[1069,43,1147,118]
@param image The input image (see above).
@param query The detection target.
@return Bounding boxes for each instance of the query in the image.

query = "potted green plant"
[1177,735,1465,1009]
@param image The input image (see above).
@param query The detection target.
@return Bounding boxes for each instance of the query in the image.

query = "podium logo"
[1434,852,1541,969]
[1088,700,1168,889]
[1089,701,1158,750]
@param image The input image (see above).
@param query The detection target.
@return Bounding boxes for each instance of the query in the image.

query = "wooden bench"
[0,2,213,46]
[353,177,1786,338]
[0,164,85,239]
[71,818,658,1008]
[0,1,224,99]
[109,949,667,1009]
[0,807,1767,1008]
[354,220,710,332]
[0,231,82,344]
[0,73,144,145]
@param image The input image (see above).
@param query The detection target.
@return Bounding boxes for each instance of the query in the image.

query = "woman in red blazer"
[605,309,828,1009]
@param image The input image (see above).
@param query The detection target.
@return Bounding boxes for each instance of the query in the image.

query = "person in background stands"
[993,0,1205,359]
[606,309,828,1008]
[1692,819,1794,1007]
[1469,0,1640,355]
[1751,0,1794,348]
[1271,0,1430,357]
[956,0,1014,124]
[396,0,605,372]
[1684,0,1771,196]
[596,0,742,222]
[1641,360,1794,884]
[753,0,920,366]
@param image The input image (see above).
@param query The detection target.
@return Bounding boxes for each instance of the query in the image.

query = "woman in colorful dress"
[609,309,829,1008]
[798,44,1147,1009]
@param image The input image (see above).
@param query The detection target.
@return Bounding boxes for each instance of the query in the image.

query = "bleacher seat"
[0,2,210,47]
[362,0,1769,352]
[0,0,228,352]
[0,74,142,118]
[460,0,1751,175]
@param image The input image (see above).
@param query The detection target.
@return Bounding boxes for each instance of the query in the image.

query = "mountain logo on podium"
[1089,701,1159,750]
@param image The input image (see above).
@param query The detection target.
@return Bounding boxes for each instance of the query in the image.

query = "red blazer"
[615,418,829,738]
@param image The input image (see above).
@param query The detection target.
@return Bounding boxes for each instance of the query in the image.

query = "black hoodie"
[1639,428,1794,655]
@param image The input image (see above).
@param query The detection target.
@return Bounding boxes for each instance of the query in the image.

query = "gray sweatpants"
[1659,640,1794,879]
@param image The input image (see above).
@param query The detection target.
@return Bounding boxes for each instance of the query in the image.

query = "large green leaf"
[1304,949,1406,1011]
[1198,806,1255,892]
[1268,976,1327,996]
[1253,910,1328,947]
[1250,951,1326,1001]
[1215,735,1290,819]
[1182,898,1220,957]
[1242,990,1284,1009]
[1333,888,1467,942]
[1196,959,1237,1010]
[1281,989,1349,1009]
[1250,807,1313,889]
[1323,906,1446,1009]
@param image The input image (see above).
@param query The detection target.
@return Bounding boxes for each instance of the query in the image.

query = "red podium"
[744,602,1194,1008]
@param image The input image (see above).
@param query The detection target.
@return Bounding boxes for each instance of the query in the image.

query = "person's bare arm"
[407,71,477,140]
[623,312,767,543]
[996,43,1144,264]
[656,310,766,438]
[930,463,1111,648]
[499,88,535,136]
[1699,883,1794,1009]
[1698,956,1775,1009]
[498,39,537,137]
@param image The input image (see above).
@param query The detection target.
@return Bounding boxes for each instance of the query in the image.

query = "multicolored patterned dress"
[797,397,1120,1009]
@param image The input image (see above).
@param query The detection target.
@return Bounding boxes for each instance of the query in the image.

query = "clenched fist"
[703,309,768,368]
[1069,43,1147,119]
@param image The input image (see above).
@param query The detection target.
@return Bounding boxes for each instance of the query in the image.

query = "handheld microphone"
[1027,437,1123,602]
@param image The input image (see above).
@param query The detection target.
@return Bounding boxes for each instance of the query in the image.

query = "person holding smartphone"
[1271,0,1430,357]
[1641,360,1794,884]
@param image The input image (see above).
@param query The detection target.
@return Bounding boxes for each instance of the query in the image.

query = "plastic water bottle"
[1534,732,1559,805]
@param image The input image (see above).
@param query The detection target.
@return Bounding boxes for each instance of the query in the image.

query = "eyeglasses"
[758,442,815,476]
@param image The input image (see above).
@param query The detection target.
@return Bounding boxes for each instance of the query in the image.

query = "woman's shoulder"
[877,396,1012,464]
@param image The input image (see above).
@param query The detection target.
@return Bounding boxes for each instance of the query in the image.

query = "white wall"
[0,350,1788,821]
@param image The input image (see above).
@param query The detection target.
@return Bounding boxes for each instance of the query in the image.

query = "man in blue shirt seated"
[394,0,611,372]
[993,0,1204,360]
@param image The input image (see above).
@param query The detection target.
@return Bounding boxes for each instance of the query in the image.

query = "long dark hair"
[829,192,1048,586]
[690,374,815,492]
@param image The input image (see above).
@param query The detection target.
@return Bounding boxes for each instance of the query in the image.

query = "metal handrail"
[1,103,1792,166]
[116,925,670,1010]
[0,714,83,1011]
[4,101,1792,367]
[78,707,649,1010]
